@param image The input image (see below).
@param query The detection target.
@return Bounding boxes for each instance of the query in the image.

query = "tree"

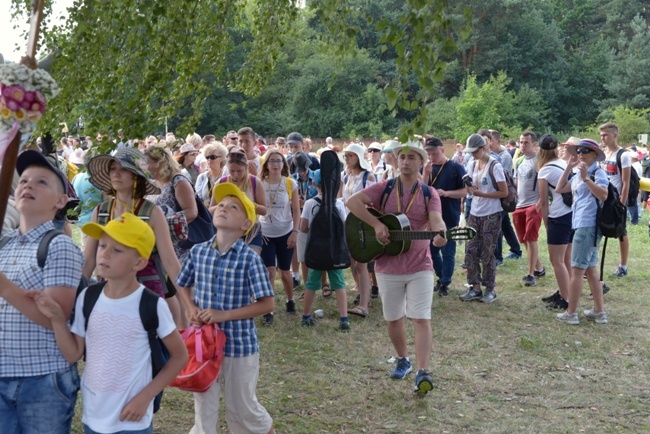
[596,106,650,144]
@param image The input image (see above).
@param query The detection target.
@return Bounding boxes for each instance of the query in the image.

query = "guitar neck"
[388,230,444,241]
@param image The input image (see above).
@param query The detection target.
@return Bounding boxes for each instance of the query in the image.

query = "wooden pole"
[0,0,46,233]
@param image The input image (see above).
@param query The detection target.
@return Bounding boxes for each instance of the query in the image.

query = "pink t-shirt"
[363,179,441,274]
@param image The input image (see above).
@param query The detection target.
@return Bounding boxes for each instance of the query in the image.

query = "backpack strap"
[82,281,108,331]
[545,163,565,190]
[134,198,155,221]
[285,176,293,200]
[615,148,624,175]
[362,170,369,188]
[36,229,67,269]
[139,288,165,378]
[250,175,257,197]
[379,178,398,213]
[96,199,113,225]
[421,181,431,210]
[487,159,498,191]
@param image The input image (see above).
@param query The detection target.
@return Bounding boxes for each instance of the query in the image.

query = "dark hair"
[521,131,537,141]
[425,137,443,148]
[237,126,255,138]
[477,129,492,140]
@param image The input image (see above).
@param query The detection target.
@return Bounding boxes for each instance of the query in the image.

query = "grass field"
[71,219,650,433]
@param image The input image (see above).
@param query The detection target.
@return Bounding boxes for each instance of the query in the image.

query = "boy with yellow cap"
[176,182,276,434]
[30,213,188,434]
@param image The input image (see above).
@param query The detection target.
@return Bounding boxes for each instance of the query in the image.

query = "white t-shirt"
[301,195,346,226]
[602,147,631,193]
[342,170,375,216]
[71,285,176,433]
[515,154,540,208]
[467,157,504,217]
[538,159,572,218]
[260,177,298,238]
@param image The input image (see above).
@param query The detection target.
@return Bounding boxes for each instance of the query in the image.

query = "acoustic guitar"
[345,209,477,263]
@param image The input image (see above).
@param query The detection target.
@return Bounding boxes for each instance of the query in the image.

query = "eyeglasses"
[575,148,593,155]
[206,155,223,160]
[267,159,284,165]
[343,154,356,159]
[368,149,381,153]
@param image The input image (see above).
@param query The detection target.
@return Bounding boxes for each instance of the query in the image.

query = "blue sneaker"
[390,357,412,379]
[414,369,434,395]
[505,253,521,260]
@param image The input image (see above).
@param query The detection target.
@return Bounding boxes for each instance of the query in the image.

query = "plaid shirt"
[0,221,84,377]
[177,238,274,358]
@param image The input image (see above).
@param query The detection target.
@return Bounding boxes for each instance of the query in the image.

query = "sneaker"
[286,300,296,314]
[390,357,412,379]
[370,285,379,299]
[480,290,497,303]
[546,297,568,310]
[262,313,274,326]
[459,288,482,301]
[602,282,611,295]
[583,309,608,324]
[433,281,441,293]
[523,275,536,287]
[301,316,317,327]
[534,268,546,277]
[438,285,449,297]
[414,369,434,395]
[611,266,627,278]
[496,259,503,266]
[292,277,300,290]
[556,311,579,325]
[505,253,521,260]
[542,290,560,303]
[339,321,350,332]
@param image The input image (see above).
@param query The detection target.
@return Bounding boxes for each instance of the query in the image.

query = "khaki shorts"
[376,270,434,321]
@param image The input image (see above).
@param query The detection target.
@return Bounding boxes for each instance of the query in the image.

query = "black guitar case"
[305,150,351,270]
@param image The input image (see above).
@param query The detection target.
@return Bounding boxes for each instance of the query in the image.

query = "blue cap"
[312,169,321,186]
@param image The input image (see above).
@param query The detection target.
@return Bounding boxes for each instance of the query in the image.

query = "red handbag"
[170,323,226,393]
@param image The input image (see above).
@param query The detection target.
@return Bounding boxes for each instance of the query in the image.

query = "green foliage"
[596,105,650,144]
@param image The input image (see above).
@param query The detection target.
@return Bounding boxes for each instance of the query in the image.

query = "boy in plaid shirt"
[177,183,276,434]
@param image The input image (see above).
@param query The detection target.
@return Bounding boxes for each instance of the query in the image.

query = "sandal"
[348,307,369,317]
[322,285,332,298]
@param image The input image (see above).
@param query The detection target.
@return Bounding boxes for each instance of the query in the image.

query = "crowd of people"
[0,122,643,433]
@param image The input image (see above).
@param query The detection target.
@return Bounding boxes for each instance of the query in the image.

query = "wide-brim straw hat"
[88,148,160,195]
[342,143,371,171]
[392,140,428,162]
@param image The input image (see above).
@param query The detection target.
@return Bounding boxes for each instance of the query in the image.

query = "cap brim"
[81,221,150,258]
[213,183,256,234]
[16,150,68,194]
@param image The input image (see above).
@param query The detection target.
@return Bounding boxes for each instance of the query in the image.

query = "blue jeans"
[495,211,522,261]
[431,240,457,286]
[629,201,639,225]
[0,365,79,434]
[84,423,153,434]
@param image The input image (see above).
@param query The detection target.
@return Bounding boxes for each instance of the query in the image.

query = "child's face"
[109,161,136,192]
[212,196,251,234]
[95,234,146,279]
[15,166,67,216]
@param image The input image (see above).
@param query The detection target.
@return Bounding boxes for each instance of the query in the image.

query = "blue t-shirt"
[426,160,466,228]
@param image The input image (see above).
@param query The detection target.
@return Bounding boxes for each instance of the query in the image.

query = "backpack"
[344,170,370,189]
[79,282,168,413]
[305,150,351,270]
[486,160,518,212]
[0,229,88,294]
[616,148,640,207]
[379,177,431,214]
[591,170,626,240]
[545,163,573,207]
[219,175,257,197]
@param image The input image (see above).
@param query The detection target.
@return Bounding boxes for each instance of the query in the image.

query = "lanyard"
[428,159,447,187]
[396,178,420,214]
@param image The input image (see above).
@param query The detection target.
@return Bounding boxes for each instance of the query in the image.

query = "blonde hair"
[185,133,202,147]
[225,148,251,193]
[204,142,228,170]
[144,145,181,183]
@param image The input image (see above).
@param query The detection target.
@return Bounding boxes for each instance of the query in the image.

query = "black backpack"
[616,148,640,207]
[78,282,169,413]
[592,170,626,240]
[545,163,574,208]
[305,150,351,270]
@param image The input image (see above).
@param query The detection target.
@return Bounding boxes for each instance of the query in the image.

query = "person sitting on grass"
[299,169,350,331]
[176,183,277,434]
[29,213,188,434]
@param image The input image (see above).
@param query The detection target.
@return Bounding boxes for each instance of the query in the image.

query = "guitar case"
[305,150,351,270]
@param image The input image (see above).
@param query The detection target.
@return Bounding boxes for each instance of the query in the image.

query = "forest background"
[7,0,650,144]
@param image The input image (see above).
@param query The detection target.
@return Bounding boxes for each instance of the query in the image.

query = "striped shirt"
[0,221,84,377]
[177,238,274,358]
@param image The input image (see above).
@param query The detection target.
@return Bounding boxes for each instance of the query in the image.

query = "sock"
[340,316,349,323]
[293,272,299,280]
[286,298,294,302]
[302,314,311,321]
[620,265,627,271]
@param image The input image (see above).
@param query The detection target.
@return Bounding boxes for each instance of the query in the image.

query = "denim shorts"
[0,365,79,434]
[571,226,600,269]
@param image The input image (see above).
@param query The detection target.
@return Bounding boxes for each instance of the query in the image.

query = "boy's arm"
[27,291,85,361]
[120,329,189,423]
[198,295,274,324]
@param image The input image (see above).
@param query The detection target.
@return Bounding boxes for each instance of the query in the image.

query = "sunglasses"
[206,155,223,160]
[575,148,594,155]
[229,137,239,141]
[368,149,381,153]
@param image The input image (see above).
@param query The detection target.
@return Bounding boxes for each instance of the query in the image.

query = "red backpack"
[170,324,226,392]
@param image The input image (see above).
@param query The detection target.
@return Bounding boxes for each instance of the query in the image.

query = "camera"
[462,174,473,188]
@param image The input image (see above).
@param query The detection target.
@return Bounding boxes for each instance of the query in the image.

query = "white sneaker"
[556,311,579,325]
[583,309,608,324]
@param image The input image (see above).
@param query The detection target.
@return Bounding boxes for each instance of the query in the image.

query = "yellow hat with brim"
[82,213,155,259]
[212,182,256,235]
